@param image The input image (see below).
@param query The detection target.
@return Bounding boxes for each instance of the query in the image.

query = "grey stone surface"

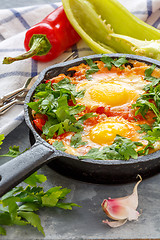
[0,121,160,239]
[0,0,160,239]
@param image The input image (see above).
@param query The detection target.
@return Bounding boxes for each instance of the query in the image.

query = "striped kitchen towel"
[0,0,160,136]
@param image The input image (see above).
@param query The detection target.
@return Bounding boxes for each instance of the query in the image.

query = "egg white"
[76,72,148,109]
[48,63,153,157]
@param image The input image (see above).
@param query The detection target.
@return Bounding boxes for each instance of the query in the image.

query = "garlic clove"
[101,175,142,227]
[101,199,140,221]
[102,219,127,228]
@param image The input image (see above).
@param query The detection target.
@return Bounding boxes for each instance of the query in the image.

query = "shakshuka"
[28,56,160,160]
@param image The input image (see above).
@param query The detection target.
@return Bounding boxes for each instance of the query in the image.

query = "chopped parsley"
[132,63,160,150]
[28,57,160,161]
[138,122,160,142]
[144,64,156,80]
[0,136,80,236]
[79,135,142,160]
[133,64,160,120]
[0,145,28,158]
[100,55,128,70]
[0,172,79,236]
[52,140,66,151]
[84,58,99,80]
[28,80,95,139]
[78,112,97,123]
[70,133,87,148]
[0,134,4,150]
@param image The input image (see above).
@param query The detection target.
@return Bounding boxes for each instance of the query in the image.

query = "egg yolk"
[88,83,139,107]
[90,122,130,145]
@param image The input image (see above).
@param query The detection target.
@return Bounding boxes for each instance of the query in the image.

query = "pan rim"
[24,53,160,167]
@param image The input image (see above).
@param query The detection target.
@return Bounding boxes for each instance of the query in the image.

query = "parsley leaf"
[70,133,87,148]
[132,68,160,120]
[133,98,160,121]
[0,176,80,236]
[78,112,97,123]
[84,58,99,80]
[52,141,66,151]
[18,211,45,235]
[116,135,142,160]
[24,172,47,187]
[100,56,113,70]
[100,56,128,70]
[144,64,156,80]
[0,225,6,235]
[56,202,79,210]
[28,80,86,138]
[52,78,76,93]
[143,78,160,91]
[0,135,4,150]
[137,124,152,134]
[79,135,142,160]
[132,63,160,149]
[75,89,85,98]
[143,64,160,91]
[0,140,80,236]
[137,141,154,156]
[0,146,28,158]
[113,57,128,69]
[141,121,160,142]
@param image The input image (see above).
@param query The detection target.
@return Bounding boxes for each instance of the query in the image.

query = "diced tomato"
[68,99,75,106]
[96,106,105,114]
[84,116,99,126]
[45,79,55,84]
[57,132,71,140]
[34,113,48,121]
[33,118,46,132]
[46,74,68,84]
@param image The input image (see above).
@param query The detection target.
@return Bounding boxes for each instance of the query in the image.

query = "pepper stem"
[3,34,52,64]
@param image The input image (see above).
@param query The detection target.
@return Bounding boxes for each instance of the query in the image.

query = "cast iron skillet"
[0,53,160,197]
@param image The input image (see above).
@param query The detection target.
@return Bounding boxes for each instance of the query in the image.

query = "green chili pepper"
[85,0,160,40]
[62,0,160,60]
[62,0,116,54]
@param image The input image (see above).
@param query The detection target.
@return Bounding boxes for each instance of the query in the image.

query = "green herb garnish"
[84,58,99,80]
[79,135,143,160]
[144,64,156,80]
[0,173,79,236]
[52,140,66,151]
[70,133,87,148]
[100,55,128,70]
[78,112,97,123]
[132,63,160,151]
[28,80,86,138]
[28,58,160,160]
[0,134,4,150]
[0,145,28,158]
[0,136,80,236]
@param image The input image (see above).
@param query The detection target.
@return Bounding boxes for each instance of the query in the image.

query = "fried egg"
[76,73,147,109]
[55,116,145,156]
[43,59,158,158]
[82,117,141,147]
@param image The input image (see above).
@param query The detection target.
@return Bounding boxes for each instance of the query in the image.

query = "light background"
[0,0,61,9]
[0,0,160,239]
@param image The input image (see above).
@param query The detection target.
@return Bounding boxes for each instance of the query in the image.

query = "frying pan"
[0,53,160,197]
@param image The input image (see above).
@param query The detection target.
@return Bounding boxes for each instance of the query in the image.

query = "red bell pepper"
[3,5,80,64]
[33,118,46,132]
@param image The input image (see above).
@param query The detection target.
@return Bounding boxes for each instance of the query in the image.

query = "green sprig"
[0,135,80,236]
[79,135,143,161]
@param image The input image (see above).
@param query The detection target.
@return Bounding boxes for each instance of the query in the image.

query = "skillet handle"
[0,139,56,197]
